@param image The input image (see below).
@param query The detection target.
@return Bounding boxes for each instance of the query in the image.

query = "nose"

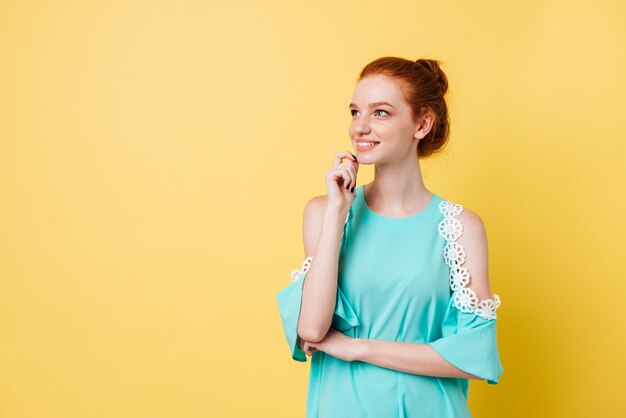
[354,117,371,136]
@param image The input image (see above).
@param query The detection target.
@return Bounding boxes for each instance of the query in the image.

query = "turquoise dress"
[277,185,503,417]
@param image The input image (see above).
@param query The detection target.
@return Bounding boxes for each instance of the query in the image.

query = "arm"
[297,196,349,342]
[352,339,483,380]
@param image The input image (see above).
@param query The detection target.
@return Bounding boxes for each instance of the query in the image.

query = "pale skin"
[296,74,494,381]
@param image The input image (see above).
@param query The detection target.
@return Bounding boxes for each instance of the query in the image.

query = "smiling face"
[348,74,430,164]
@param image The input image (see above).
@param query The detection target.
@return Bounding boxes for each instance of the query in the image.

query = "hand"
[299,329,360,362]
[325,151,359,213]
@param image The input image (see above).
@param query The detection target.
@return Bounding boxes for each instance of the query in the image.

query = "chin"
[354,154,378,164]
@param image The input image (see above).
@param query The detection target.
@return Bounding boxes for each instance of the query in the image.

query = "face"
[348,74,431,164]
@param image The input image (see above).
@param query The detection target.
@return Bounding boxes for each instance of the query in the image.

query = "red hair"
[357,56,450,158]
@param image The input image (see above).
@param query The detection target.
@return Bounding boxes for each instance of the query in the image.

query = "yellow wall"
[1,1,625,417]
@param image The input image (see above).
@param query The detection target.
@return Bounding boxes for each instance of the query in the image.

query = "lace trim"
[437,200,501,320]
[290,256,313,283]
[289,210,350,283]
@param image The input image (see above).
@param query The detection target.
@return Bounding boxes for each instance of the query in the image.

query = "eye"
[374,109,389,117]
[350,109,359,117]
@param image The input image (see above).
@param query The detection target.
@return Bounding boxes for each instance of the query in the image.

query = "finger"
[334,151,357,168]
[340,169,352,191]
[329,166,351,189]
[339,165,356,192]
[303,342,315,356]
[344,165,357,192]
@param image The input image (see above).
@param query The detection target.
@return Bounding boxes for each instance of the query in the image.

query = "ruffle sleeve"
[276,256,360,362]
[426,199,504,385]
[427,296,503,384]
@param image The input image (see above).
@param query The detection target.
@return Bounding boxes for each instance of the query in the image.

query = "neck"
[364,159,431,212]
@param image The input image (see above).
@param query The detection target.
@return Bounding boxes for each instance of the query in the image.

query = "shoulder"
[457,205,487,238]
[303,194,328,218]
[439,198,487,236]
[444,201,493,300]
[303,195,329,229]
[455,206,488,270]
[301,194,328,256]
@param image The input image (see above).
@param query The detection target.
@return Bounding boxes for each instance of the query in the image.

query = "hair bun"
[415,59,448,94]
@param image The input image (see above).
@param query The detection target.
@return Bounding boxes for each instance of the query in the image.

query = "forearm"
[352,338,482,380]
[298,207,348,342]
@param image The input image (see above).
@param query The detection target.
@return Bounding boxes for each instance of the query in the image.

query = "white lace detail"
[438,200,501,320]
[289,209,349,283]
[290,256,313,283]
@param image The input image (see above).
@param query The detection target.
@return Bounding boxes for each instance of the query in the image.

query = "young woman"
[277,56,503,418]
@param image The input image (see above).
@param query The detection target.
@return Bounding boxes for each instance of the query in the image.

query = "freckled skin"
[348,74,435,167]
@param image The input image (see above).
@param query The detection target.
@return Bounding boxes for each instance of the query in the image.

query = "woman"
[277,56,503,418]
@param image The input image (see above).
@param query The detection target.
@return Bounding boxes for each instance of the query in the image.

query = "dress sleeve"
[276,256,360,362]
[426,200,504,385]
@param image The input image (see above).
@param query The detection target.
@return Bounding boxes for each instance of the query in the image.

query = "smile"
[355,141,380,151]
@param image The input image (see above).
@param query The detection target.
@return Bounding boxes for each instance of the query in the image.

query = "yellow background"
[1,0,625,417]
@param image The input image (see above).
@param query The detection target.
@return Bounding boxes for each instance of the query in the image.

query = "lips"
[355,138,380,143]
[355,141,380,152]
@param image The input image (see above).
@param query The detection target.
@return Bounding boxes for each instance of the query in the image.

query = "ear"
[414,111,435,140]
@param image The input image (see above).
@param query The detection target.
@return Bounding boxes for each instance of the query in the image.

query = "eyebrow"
[348,101,395,109]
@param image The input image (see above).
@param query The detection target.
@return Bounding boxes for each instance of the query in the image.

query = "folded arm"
[351,338,483,380]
